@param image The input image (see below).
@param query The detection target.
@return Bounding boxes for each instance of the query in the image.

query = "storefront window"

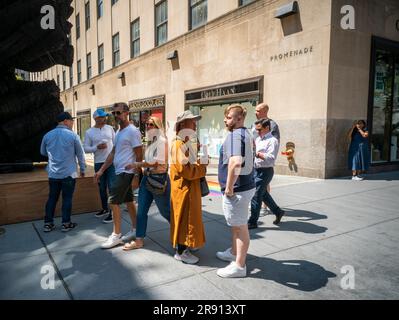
[391,53,399,161]
[370,39,399,164]
[129,109,164,138]
[128,96,166,139]
[77,110,91,142]
[190,100,257,160]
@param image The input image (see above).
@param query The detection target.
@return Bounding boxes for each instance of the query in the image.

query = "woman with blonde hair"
[123,116,170,250]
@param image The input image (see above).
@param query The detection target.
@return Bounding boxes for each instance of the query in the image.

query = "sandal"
[61,222,78,232]
[43,223,55,233]
[123,240,143,251]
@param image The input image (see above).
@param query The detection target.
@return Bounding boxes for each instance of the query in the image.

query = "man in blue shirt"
[216,104,255,278]
[40,112,86,232]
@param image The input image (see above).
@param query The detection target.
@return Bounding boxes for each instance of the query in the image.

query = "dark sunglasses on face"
[146,123,155,127]
[112,111,123,116]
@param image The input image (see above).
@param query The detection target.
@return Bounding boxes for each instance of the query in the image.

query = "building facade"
[34,0,399,178]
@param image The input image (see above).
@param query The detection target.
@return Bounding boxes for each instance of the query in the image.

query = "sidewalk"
[1,172,398,300]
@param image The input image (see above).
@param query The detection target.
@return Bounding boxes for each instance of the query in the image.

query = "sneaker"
[247,222,258,229]
[101,233,123,249]
[102,212,113,224]
[273,209,285,225]
[43,223,55,233]
[352,175,364,181]
[174,249,199,264]
[61,222,77,232]
[95,209,108,218]
[217,262,247,278]
[121,229,136,242]
[216,248,236,262]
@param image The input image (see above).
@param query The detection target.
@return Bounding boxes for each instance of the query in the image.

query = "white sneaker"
[217,262,247,278]
[174,249,199,264]
[121,229,136,242]
[101,233,123,249]
[352,175,363,181]
[216,248,236,262]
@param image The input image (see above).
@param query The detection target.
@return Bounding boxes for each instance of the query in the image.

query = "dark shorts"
[108,173,134,205]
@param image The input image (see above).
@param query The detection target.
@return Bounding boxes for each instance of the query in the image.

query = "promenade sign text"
[270,46,313,62]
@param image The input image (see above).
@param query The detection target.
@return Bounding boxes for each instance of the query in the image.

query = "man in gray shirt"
[40,112,86,233]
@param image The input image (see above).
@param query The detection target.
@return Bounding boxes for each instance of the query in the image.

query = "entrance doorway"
[369,37,399,164]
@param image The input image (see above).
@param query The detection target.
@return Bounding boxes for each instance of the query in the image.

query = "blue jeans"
[136,175,171,238]
[45,177,76,224]
[94,163,115,211]
[249,167,281,224]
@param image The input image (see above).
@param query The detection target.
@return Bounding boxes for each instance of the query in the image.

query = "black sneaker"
[247,222,258,230]
[95,209,108,218]
[102,212,113,224]
[43,223,55,233]
[273,210,285,225]
[61,222,78,232]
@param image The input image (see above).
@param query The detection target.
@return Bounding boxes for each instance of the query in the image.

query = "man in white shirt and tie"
[248,118,285,229]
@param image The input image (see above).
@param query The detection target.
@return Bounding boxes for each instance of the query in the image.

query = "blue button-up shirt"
[40,125,86,179]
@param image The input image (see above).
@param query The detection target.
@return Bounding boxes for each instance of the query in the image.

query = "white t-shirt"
[144,135,168,173]
[83,125,115,163]
[113,124,142,174]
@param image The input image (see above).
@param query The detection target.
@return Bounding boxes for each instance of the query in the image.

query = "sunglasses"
[146,123,155,127]
[112,111,123,116]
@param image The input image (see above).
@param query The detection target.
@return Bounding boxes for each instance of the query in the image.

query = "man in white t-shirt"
[94,103,143,249]
[84,109,115,223]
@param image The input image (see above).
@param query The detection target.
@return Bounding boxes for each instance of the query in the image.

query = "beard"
[225,122,235,132]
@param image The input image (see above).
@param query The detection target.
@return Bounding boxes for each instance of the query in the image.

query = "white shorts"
[222,188,256,227]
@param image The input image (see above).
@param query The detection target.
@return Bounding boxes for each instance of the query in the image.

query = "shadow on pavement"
[248,257,336,291]
[57,247,152,300]
[282,208,327,221]
[252,208,328,234]
[262,221,328,234]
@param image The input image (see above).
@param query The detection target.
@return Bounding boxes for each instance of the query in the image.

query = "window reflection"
[391,53,399,161]
[371,49,393,163]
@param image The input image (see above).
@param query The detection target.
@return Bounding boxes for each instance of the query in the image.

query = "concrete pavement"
[1,171,398,300]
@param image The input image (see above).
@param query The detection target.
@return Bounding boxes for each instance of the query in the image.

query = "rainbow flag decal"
[208,181,222,196]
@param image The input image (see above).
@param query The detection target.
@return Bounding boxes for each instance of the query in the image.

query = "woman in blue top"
[348,120,370,181]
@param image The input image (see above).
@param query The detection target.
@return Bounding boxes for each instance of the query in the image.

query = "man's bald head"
[255,103,269,120]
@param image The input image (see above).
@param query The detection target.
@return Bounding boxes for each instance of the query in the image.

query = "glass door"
[369,37,399,164]
[391,53,399,161]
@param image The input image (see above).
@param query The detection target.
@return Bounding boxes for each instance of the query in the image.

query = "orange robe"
[170,138,207,248]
